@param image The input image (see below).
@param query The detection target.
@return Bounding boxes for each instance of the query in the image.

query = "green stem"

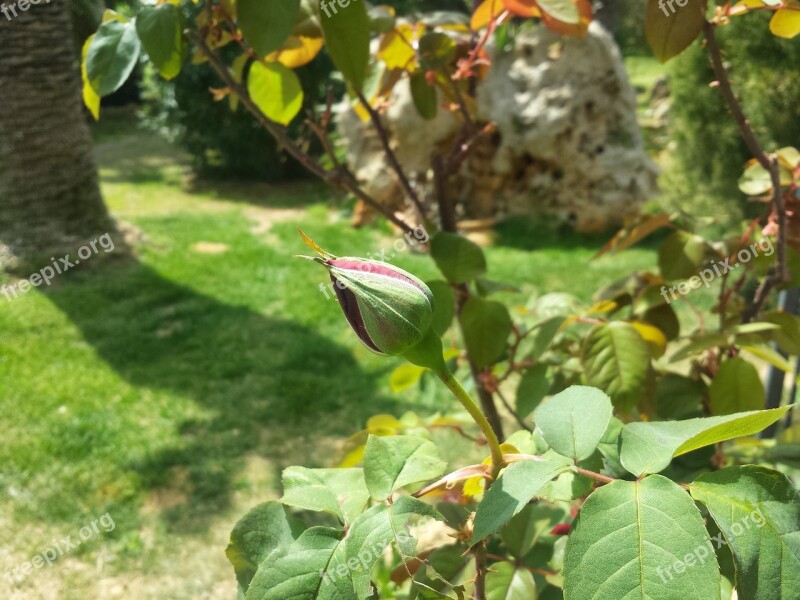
[436,369,505,480]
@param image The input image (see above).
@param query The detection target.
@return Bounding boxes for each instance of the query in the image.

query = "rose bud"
[298,230,436,356]
[327,258,435,355]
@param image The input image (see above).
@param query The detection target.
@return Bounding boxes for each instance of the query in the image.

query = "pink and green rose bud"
[327,258,434,355]
[298,231,435,356]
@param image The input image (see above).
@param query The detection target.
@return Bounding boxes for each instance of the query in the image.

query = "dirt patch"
[190,242,229,255]
[244,207,304,236]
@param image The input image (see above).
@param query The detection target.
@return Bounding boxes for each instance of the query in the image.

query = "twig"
[703,21,770,171]
[353,89,428,220]
[744,157,789,320]
[473,543,488,600]
[433,155,456,231]
[193,30,415,234]
[495,388,532,432]
[574,467,616,485]
[447,123,494,171]
[703,21,789,322]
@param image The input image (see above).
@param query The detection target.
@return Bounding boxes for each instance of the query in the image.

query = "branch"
[192,30,415,234]
[447,123,495,172]
[703,21,770,171]
[353,89,428,220]
[495,388,532,432]
[703,21,789,322]
[574,467,616,485]
[743,157,789,321]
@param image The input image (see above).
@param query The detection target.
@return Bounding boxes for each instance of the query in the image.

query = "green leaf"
[485,562,537,600]
[347,496,444,599]
[417,32,456,71]
[531,317,565,359]
[430,232,487,284]
[390,364,426,393]
[410,72,438,120]
[739,161,774,196]
[619,406,792,476]
[280,467,370,525]
[238,0,300,57]
[516,364,550,419]
[472,457,571,544]
[656,373,705,420]
[85,19,141,96]
[691,465,800,600]
[645,0,706,63]
[709,357,765,415]
[320,0,370,90]
[363,435,447,500]
[670,332,729,362]
[581,322,650,412]
[563,475,720,599]
[742,344,793,373]
[247,62,304,126]
[135,4,185,80]
[460,297,512,369]
[225,501,305,592]
[502,503,569,559]
[427,280,455,336]
[475,278,520,297]
[658,230,709,281]
[763,310,800,355]
[533,385,613,461]
[245,526,356,600]
[537,0,580,23]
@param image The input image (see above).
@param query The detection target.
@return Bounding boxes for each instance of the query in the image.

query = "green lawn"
[0,121,658,598]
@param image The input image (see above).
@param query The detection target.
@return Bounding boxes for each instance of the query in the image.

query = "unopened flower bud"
[327,258,434,355]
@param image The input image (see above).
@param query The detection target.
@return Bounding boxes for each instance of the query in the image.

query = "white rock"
[338,22,658,232]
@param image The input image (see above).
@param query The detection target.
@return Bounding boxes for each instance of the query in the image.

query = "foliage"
[141,58,329,180]
[76,1,800,598]
[229,218,799,599]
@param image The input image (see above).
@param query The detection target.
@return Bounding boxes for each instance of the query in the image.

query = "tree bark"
[0,0,116,268]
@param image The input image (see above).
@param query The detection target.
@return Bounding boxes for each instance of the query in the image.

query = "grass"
[0,114,658,598]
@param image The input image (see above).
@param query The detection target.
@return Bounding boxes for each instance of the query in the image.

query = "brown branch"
[495,388,532,433]
[353,89,428,220]
[703,21,770,171]
[193,31,415,234]
[703,21,789,322]
[473,543,488,600]
[574,467,616,485]
[744,158,789,321]
[443,72,475,131]
[447,123,494,172]
[432,155,456,231]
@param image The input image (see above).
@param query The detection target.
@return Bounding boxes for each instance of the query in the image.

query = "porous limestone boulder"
[338,21,658,232]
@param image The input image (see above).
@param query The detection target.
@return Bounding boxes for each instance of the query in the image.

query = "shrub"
[668,12,800,220]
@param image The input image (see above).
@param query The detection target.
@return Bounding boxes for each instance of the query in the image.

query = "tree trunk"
[0,0,116,268]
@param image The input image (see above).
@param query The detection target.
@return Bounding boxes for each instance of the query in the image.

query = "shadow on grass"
[186,179,334,211]
[46,259,399,531]
[494,215,668,252]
